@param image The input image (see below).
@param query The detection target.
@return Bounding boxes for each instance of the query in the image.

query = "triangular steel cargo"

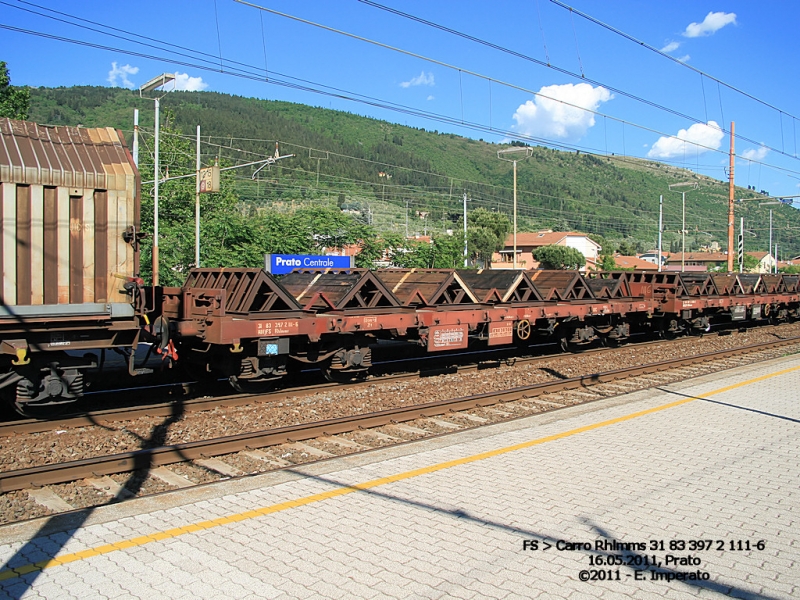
[279,271,400,311]
[710,274,737,296]
[528,271,595,301]
[679,273,717,296]
[505,272,544,302]
[760,274,785,294]
[280,272,357,312]
[456,270,538,304]
[781,275,799,293]
[625,272,683,298]
[182,268,302,314]
[735,274,762,295]
[428,271,480,305]
[334,271,401,309]
[376,269,444,307]
[585,272,630,298]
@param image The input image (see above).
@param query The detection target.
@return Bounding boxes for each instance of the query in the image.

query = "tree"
[378,232,464,269]
[456,207,511,267]
[387,238,431,268]
[467,226,497,266]
[533,245,586,270]
[467,208,511,251]
[430,233,464,268]
[138,112,356,285]
[738,253,759,273]
[0,61,30,120]
[599,254,617,270]
[294,206,366,251]
[588,233,612,255]
[353,234,384,268]
[617,240,637,256]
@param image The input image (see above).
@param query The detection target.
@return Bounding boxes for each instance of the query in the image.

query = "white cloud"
[172,72,208,91]
[661,41,680,53]
[511,83,612,141]
[647,121,724,159]
[677,55,691,63]
[741,145,769,161]
[683,12,737,38]
[426,95,435,101]
[107,62,139,88]
[400,71,434,88]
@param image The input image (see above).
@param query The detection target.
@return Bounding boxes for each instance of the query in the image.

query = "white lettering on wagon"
[256,321,300,336]
[428,325,469,351]
[488,324,514,346]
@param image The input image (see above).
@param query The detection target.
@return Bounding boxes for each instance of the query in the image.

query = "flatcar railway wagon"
[163,267,663,387]
[615,271,800,334]
[162,266,800,391]
[0,118,144,414]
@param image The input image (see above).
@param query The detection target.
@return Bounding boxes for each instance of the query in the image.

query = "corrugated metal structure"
[0,118,139,308]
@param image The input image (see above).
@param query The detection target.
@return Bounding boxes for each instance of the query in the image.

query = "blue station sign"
[265,254,354,275]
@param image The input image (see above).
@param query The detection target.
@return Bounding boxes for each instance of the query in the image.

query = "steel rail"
[1,336,798,494]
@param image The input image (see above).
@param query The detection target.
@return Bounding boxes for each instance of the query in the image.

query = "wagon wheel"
[660,319,680,340]
[228,375,278,395]
[557,332,587,354]
[5,373,74,418]
[320,355,369,383]
[322,346,370,383]
[323,364,369,384]
[515,319,531,341]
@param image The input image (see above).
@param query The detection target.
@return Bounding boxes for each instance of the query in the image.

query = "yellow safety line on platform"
[2,363,798,581]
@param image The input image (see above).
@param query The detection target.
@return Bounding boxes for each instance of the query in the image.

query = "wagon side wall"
[0,120,138,308]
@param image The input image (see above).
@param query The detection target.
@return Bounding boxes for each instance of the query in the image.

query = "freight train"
[1,117,798,415]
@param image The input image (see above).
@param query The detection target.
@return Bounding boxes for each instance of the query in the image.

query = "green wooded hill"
[28,85,800,257]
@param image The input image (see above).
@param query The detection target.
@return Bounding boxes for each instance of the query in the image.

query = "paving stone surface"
[1,355,799,599]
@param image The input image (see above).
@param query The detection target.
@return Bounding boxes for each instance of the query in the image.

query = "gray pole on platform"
[195,125,201,268]
[658,195,663,272]
[463,191,468,268]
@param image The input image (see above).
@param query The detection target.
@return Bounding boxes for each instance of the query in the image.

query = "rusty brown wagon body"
[0,118,143,413]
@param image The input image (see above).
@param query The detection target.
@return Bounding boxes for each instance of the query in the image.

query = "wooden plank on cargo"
[30,184,44,305]
[43,186,58,304]
[94,189,108,303]
[0,183,4,300]
[57,187,70,303]
[15,184,31,305]
[82,189,95,302]
[69,194,83,303]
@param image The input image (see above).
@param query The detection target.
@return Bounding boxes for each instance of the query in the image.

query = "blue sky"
[2,0,800,200]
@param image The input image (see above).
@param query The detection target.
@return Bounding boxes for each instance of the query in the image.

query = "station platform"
[1,353,799,599]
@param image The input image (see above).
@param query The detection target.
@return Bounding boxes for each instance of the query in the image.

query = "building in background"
[613,255,659,270]
[746,251,777,273]
[491,231,601,271]
[664,251,776,273]
[638,250,669,268]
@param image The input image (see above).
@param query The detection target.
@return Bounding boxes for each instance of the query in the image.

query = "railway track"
[1,334,799,524]
[0,337,661,437]
[0,323,761,438]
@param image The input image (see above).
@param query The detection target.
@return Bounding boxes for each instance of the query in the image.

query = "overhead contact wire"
[3,5,796,180]
[358,0,800,162]
[548,0,800,123]
[232,2,746,162]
